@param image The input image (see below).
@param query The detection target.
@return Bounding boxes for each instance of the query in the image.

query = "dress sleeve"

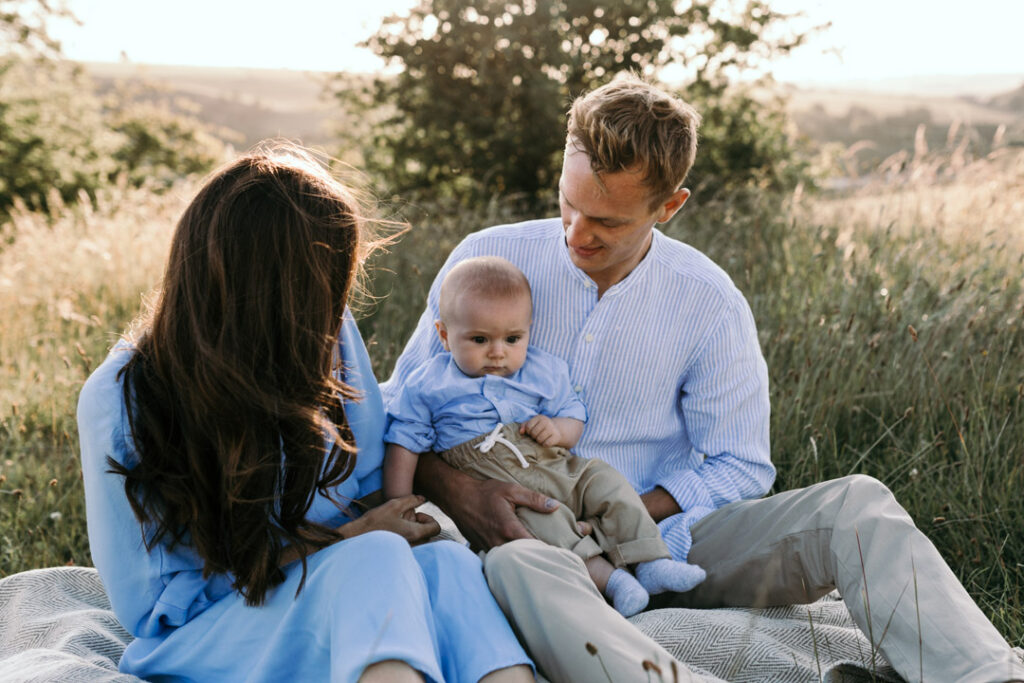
[657,300,775,517]
[338,314,387,500]
[78,347,231,639]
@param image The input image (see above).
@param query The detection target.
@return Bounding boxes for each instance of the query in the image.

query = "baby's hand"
[522,415,560,447]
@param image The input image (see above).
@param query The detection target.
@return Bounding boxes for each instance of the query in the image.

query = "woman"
[78,145,534,682]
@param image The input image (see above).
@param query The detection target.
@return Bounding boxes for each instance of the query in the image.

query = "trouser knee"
[829,474,917,549]
[835,474,903,517]
[484,539,555,591]
[841,473,893,499]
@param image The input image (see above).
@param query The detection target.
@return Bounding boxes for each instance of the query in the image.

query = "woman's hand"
[341,494,441,546]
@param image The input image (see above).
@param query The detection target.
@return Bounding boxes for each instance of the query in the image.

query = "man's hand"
[414,453,558,551]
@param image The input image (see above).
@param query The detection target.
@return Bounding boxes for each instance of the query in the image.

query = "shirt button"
[574,385,583,393]
[585,334,594,343]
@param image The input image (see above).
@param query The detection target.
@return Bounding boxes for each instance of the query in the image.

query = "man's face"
[558,143,689,293]
[436,292,532,378]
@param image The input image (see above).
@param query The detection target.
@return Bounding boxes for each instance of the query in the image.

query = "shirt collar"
[554,224,662,298]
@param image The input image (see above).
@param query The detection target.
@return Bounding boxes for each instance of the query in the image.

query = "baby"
[383,256,704,616]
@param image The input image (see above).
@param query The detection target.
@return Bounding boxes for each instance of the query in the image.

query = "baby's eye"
[471,336,487,344]
[506,335,521,344]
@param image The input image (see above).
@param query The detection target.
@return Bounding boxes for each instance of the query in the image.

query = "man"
[382,75,1024,683]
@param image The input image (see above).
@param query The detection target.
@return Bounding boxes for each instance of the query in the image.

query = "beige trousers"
[485,539,706,682]
[484,475,1024,683]
[442,426,670,567]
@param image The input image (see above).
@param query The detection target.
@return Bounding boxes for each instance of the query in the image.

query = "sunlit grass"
[1,150,1021,646]
[0,179,186,570]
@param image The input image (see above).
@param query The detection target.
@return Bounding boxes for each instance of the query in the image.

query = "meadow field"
[1,144,1022,648]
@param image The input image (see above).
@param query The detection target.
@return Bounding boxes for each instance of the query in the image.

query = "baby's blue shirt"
[384,346,587,452]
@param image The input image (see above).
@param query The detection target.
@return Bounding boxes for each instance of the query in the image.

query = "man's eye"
[471,336,487,344]
[506,336,521,344]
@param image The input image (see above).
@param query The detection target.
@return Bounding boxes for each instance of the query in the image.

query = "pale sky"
[49,0,1024,86]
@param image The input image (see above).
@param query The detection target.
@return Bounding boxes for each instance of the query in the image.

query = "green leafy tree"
[1,1,229,224]
[339,0,811,205]
[103,81,236,190]
[0,0,108,218]
[0,0,74,61]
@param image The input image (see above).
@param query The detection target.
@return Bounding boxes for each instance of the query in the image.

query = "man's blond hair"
[438,256,532,323]
[567,73,700,208]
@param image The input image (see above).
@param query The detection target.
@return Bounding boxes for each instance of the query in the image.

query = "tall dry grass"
[0,179,190,569]
[1,145,1021,647]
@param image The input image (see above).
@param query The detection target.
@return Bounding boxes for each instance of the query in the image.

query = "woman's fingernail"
[545,498,557,509]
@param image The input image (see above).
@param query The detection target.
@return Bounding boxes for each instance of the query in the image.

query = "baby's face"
[436,293,531,378]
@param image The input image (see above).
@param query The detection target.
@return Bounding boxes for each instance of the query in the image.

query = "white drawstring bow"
[475,424,530,468]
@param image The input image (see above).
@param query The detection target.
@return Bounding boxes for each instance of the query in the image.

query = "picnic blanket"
[3,503,1021,682]
[0,566,901,683]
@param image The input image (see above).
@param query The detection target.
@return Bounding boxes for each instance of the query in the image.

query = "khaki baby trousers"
[440,424,670,567]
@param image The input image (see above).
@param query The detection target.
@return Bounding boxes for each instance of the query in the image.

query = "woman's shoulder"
[79,341,134,408]
[77,341,136,466]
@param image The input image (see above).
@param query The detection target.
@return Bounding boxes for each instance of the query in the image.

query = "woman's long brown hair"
[112,146,373,606]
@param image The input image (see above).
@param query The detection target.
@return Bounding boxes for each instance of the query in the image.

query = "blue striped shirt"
[384,348,587,452]
[382,218,774,556]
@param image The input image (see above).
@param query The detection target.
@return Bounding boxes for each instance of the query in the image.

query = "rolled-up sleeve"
[383,366,438,454]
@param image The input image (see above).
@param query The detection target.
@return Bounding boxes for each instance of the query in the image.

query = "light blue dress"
[78,316,532,682]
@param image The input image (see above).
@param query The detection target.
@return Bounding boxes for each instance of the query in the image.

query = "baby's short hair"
[438,256,532,322]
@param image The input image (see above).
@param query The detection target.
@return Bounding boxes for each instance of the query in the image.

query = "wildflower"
[49,511,62,522]
[909,468,919,480]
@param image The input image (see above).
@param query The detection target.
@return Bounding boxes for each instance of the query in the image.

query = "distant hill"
[782,78,1024,176]
[80,62,1024,178]
[780,73,1024,99]
[782,84,1021,125]
[83,62,337,147]
[987,83,1024,112]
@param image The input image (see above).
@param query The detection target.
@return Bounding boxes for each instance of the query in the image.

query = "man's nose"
[564,211,590,245]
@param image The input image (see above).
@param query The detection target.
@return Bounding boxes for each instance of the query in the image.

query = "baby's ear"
[435,320,450,350]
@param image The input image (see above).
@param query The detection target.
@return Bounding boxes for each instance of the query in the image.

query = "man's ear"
[655,188,690,223]
[435,320,450,351]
